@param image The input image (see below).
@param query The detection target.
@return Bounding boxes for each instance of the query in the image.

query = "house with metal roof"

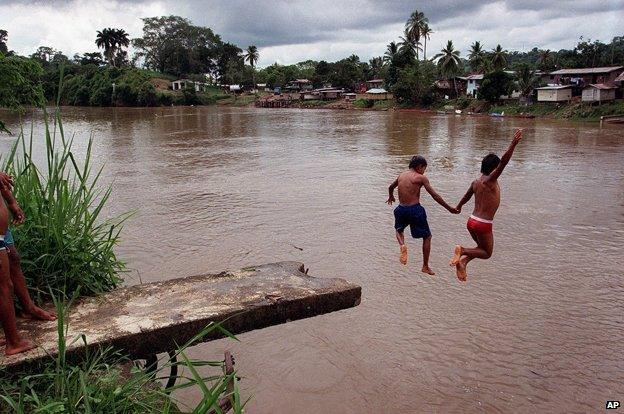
[546,66,624,86]
[536,85,572,102]
[581,84,617,103]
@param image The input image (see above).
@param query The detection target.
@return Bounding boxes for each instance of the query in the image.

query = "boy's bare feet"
[5,338,36,356]
[421,266,436,275]
[456,257,468,282]
[400,245,408,265]
[450,245,462,266]
[20,306,57,321]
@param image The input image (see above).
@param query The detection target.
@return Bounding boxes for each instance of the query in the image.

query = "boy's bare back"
[470,177,501,221]
[396,170,426,206]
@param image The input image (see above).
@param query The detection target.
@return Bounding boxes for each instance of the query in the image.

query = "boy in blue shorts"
[387,156,457,275]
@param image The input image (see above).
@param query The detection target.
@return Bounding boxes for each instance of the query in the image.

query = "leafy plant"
[1,109,129,301]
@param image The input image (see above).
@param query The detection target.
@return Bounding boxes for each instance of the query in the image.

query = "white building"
[171,79,210,92]
[536,85,572,102]
[465,74,484,97]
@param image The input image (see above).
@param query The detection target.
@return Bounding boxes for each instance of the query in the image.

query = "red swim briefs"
[467,215,493,236]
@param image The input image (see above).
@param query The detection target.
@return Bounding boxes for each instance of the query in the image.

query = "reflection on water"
[2,107,623,413]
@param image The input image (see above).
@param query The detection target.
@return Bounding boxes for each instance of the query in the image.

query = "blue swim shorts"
[394,203,431,239]
[5,229,14,245]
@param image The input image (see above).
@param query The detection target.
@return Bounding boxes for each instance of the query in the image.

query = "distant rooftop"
[584,83,617,90]
[535,85,572,90]
[365,88,388,94]
[549,66,624,75]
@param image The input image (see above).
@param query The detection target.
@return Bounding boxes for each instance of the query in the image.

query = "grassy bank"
[0,298,243,413]
[489,101,624,121]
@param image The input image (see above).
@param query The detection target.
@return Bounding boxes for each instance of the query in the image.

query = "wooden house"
[546,66,624,87]
[581,84,617,103]
[536,85,572,102]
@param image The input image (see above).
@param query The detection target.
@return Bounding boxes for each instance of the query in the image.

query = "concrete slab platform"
[0,262,361,370]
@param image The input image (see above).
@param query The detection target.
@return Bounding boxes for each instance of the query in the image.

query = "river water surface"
[2,107,623,413]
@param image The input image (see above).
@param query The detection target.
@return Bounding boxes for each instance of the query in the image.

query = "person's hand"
[455,205,462,214]
[449,207,459,214]
[386,195,395,205]
[512,128,523,145]
[0,172,13,189]
[10,204,25,225]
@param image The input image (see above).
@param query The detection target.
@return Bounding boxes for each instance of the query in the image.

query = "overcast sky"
[1,0,622,67]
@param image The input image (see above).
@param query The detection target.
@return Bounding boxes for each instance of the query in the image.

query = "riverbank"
[247,95,624,122]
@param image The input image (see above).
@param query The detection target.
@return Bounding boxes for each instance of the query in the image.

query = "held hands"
[10,204,25,225]
[386,195,396,205]
[448,206,460,214]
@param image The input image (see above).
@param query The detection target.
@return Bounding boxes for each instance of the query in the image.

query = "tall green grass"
[1,109,129,301]
[0,297,245,413]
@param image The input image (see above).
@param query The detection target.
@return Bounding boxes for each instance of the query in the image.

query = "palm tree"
[112,29,129,67]
[369,57,384,78]
[537,49,554,71]
[421,24,433,60]
[384,41,399,63]
[405,10,428,59]
[516,64,540,101]
[434,40,461,96]
[399,28,420,60]
[96,28,129,67]
[95,28,114,65]
[245,45,259,89]
[468,41,488,73]
[491,44,508,71]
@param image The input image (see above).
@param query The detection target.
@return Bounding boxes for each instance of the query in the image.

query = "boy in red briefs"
[450,129,523,281]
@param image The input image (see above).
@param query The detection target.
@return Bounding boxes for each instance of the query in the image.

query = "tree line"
[1,13,623,111]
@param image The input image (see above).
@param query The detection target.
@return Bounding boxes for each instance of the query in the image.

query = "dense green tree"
[217,42,243,84]
[133,16,222,77]
[0,54,44,133]
[392,60,437,105]
[477,70,514,102]
[77,52,105,66]
[31,46,56,63]
[0,29,8,55]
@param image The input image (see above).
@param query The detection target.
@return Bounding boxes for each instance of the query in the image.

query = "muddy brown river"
[2,106,623,413]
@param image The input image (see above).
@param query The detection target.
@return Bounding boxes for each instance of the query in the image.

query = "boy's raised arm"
[387,178,398,205]
[423,177,458,213]
[486,129,522,182]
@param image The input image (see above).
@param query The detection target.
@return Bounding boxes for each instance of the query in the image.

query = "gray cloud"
[0,0,622,65]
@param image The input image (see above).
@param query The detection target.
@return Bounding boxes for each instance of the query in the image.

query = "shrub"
[1,110,129,300]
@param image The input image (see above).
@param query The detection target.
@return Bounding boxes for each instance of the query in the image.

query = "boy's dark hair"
[481,153,500,175]
[409,155,427,170]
